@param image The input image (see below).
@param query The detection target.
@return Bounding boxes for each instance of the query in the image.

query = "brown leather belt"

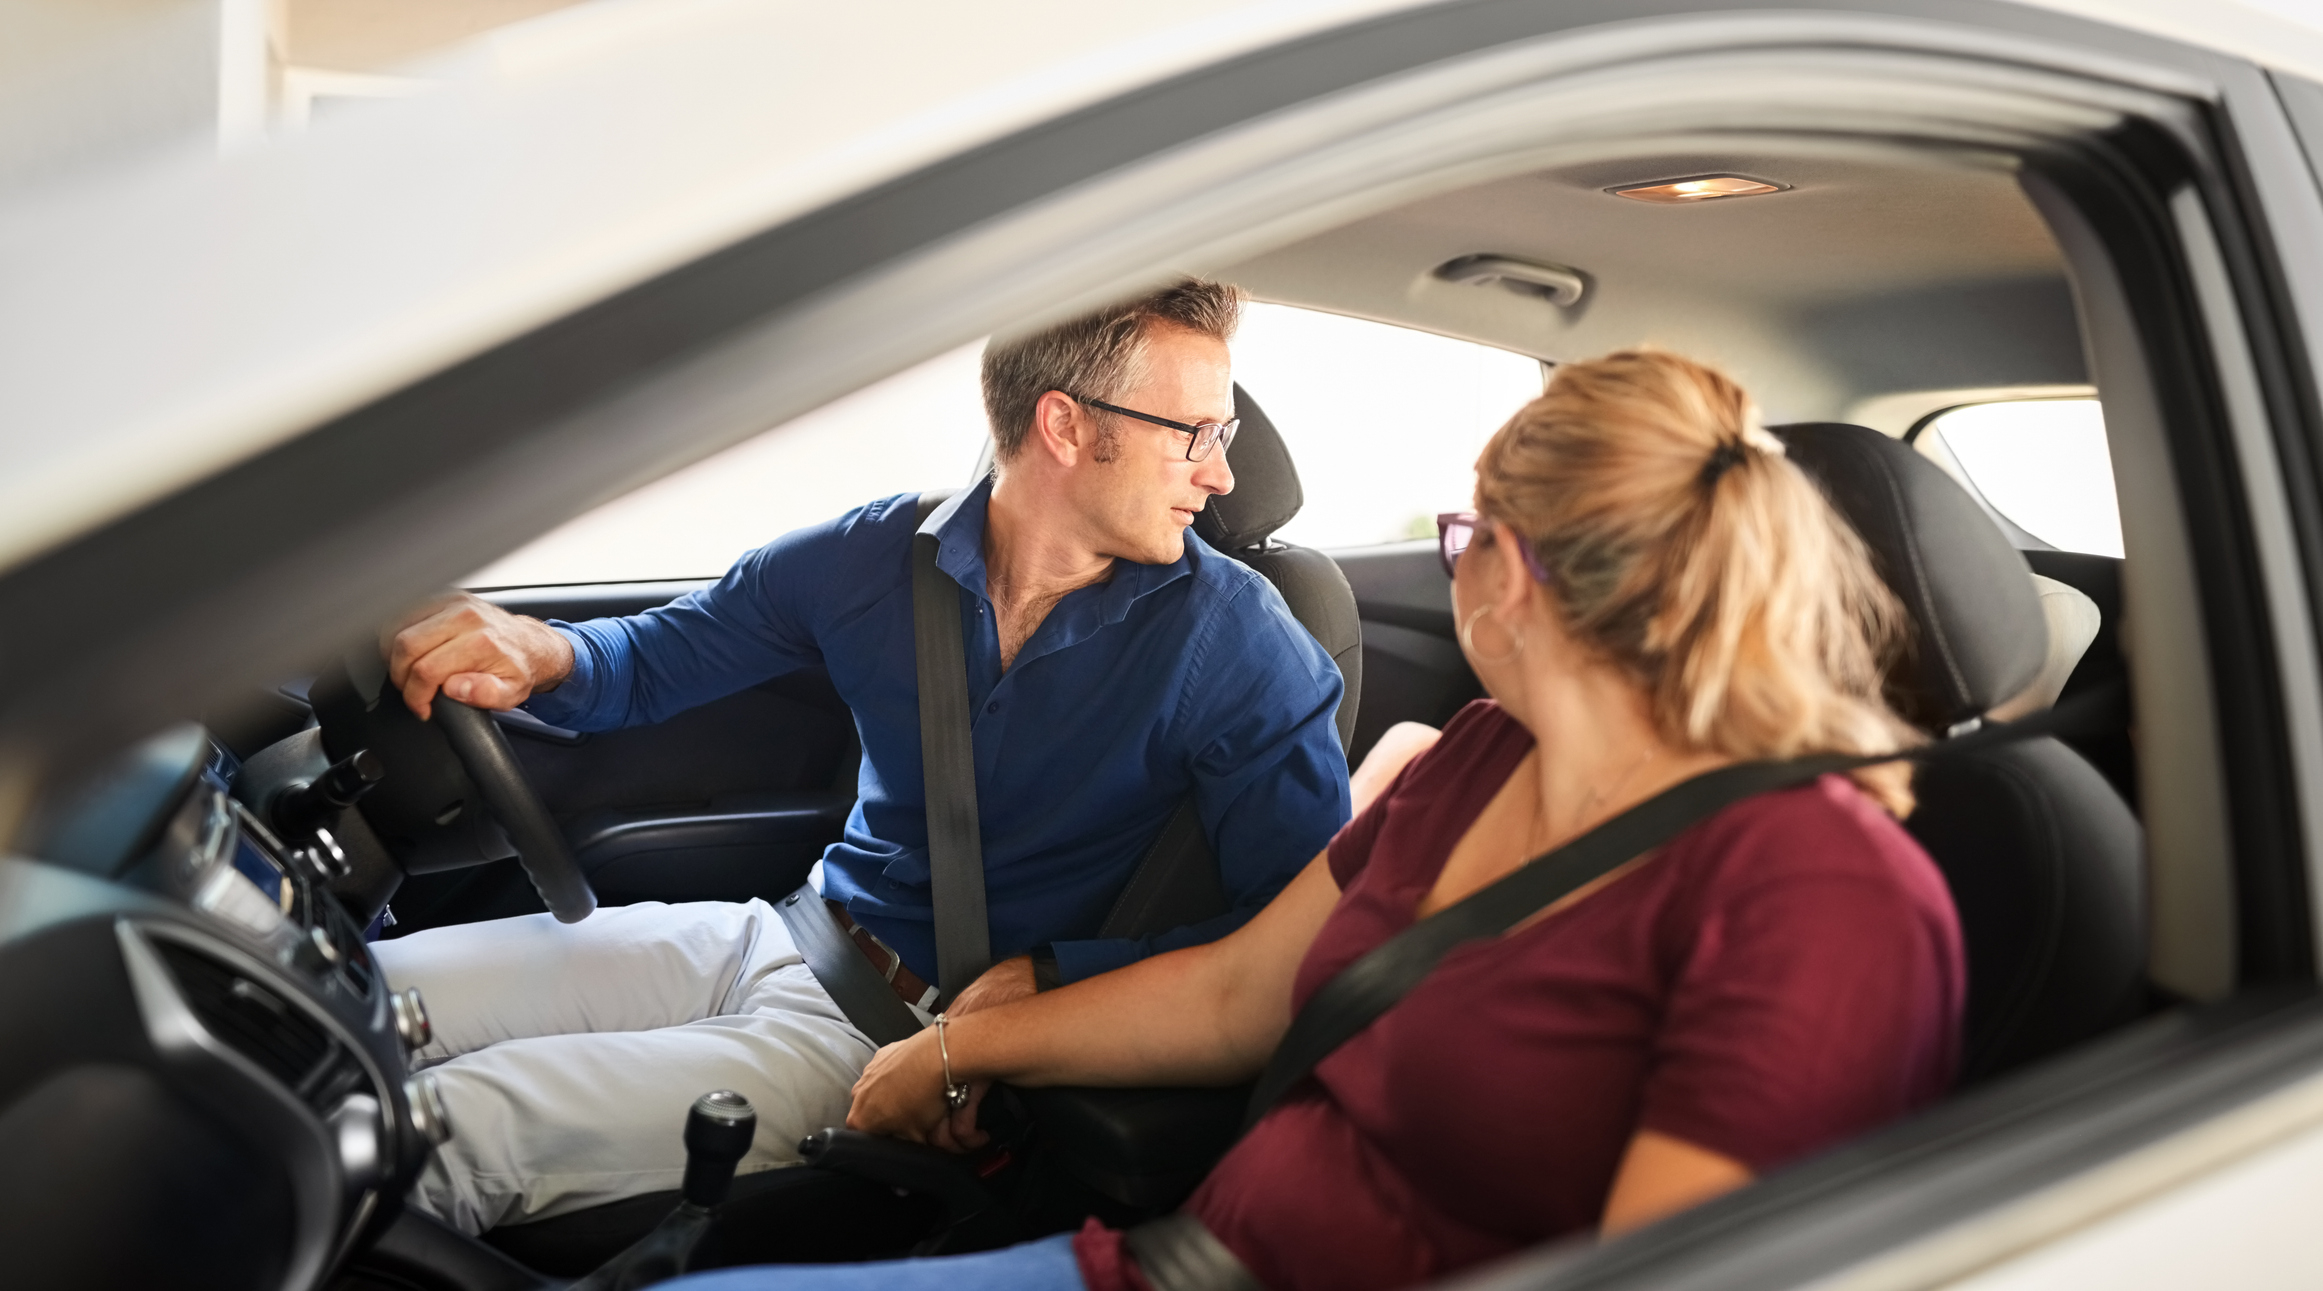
[827,901,934,1009]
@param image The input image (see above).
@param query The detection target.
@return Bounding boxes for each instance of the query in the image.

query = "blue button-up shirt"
[524,478,1352,986]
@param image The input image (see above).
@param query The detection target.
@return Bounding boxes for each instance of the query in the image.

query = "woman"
[672,350,1963,1291]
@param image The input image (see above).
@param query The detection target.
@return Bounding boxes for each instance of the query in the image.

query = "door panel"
[436,584,863,915]
[502,674,855,815]
[566,791,850,906]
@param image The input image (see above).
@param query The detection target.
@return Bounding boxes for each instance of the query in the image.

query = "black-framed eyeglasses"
[1071,395,1239,462]
[1438,511,1552,584]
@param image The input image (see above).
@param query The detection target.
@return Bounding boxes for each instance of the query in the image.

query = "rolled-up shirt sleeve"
[1048,577,1352,983]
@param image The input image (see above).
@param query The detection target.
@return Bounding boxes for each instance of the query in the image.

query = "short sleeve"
[1637,860,1961,1171]
[1327,700,1518,888]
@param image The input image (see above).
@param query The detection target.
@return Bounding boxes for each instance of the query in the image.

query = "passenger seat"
[1777,423,2147,1085]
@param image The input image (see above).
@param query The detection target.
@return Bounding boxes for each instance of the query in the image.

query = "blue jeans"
[663,1232,1086,1291]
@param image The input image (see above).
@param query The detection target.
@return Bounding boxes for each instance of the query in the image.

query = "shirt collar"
[923,474,1196,625]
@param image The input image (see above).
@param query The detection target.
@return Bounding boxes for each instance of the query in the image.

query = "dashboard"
[0,725,442,1290]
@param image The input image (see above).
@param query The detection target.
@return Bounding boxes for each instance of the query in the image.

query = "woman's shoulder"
[1392,700,1533,793]
[1679,773,1953,913]
[1326,700,1530,886]
[1436,698,1528,753]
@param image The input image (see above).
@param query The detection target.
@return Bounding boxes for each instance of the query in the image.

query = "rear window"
[1913,398,2122,558]
[1231,303,1547,549]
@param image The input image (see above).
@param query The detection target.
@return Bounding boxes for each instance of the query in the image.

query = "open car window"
[1914,398,2123,558]
[464,343,989,587]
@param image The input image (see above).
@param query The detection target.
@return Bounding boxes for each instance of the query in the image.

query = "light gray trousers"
[374,898,908,1235]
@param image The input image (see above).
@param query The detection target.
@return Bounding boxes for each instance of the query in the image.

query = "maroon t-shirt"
[1078,700,1963,1291]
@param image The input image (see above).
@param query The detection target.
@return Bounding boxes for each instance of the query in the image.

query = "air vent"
[156,941,334,1093]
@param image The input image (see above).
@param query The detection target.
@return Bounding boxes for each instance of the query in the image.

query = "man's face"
[1077,323,1236,566]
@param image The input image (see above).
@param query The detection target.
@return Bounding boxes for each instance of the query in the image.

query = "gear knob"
[680,1090,757,1208]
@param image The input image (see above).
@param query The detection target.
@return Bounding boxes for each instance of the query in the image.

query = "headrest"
[1989,574,2103,722]
[1773,423,2048,729]
[1194,385,1304,552]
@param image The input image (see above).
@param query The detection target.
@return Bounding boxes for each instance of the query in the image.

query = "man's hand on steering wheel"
[387,592,576,720]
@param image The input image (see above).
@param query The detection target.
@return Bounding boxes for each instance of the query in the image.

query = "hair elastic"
[1699,439,1749,489]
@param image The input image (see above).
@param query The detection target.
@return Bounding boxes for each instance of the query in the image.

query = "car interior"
[329,140,2143,1279]
[6,19,2303,1290]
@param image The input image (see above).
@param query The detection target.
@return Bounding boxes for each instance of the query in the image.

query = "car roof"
[0,0,2319,579]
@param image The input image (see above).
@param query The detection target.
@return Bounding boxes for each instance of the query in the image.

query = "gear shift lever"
[571,1091,758,1291]
[682,1090,756,1208]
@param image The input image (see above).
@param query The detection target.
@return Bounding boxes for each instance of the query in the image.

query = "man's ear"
[1028,391,1091,467]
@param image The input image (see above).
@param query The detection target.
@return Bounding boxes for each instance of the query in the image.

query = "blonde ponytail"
[1475,349,1920,815]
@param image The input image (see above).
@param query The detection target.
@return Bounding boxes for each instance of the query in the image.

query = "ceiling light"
[1610,175,1786,204]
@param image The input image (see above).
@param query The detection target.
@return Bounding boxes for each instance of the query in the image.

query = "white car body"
[9,2,2323,1288]
[2,0,2319,575]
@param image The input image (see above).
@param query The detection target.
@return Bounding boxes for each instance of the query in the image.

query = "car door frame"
[12,2,2323,1284]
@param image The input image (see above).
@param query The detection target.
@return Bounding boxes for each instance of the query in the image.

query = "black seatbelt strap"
[1098,799,1224,940]
[913,490,991,1004]
[791,490,978,1040]
[1241,681,2127,1130]
[775,885,922,1046]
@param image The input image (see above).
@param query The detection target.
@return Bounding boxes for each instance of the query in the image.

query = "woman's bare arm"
[1350,721,1440,814]
[848,847,1342,1143]
[1599,1131,1753,1236]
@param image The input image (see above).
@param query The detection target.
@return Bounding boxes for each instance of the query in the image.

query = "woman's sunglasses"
[1437,511,1552,584]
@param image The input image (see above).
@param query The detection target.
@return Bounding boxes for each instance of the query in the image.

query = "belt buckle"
[843,915,904,985]
[866,931,904,985]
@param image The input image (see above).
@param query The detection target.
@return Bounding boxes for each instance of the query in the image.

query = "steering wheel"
[429,699,598,923]
[311,666,597,923]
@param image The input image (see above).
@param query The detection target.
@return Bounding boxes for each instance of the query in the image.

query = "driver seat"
[1194,385,1363,749]
[478,385,1359,1273]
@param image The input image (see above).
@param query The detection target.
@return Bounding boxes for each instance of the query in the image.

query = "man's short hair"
[982,279,1242,460]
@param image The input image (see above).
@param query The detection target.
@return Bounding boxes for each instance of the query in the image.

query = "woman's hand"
[846,1029,989,1151]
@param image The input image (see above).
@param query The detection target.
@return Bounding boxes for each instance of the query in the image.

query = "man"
[374,280,1352,1234]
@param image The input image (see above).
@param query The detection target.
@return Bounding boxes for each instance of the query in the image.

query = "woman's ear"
[1488,520,1536,618]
